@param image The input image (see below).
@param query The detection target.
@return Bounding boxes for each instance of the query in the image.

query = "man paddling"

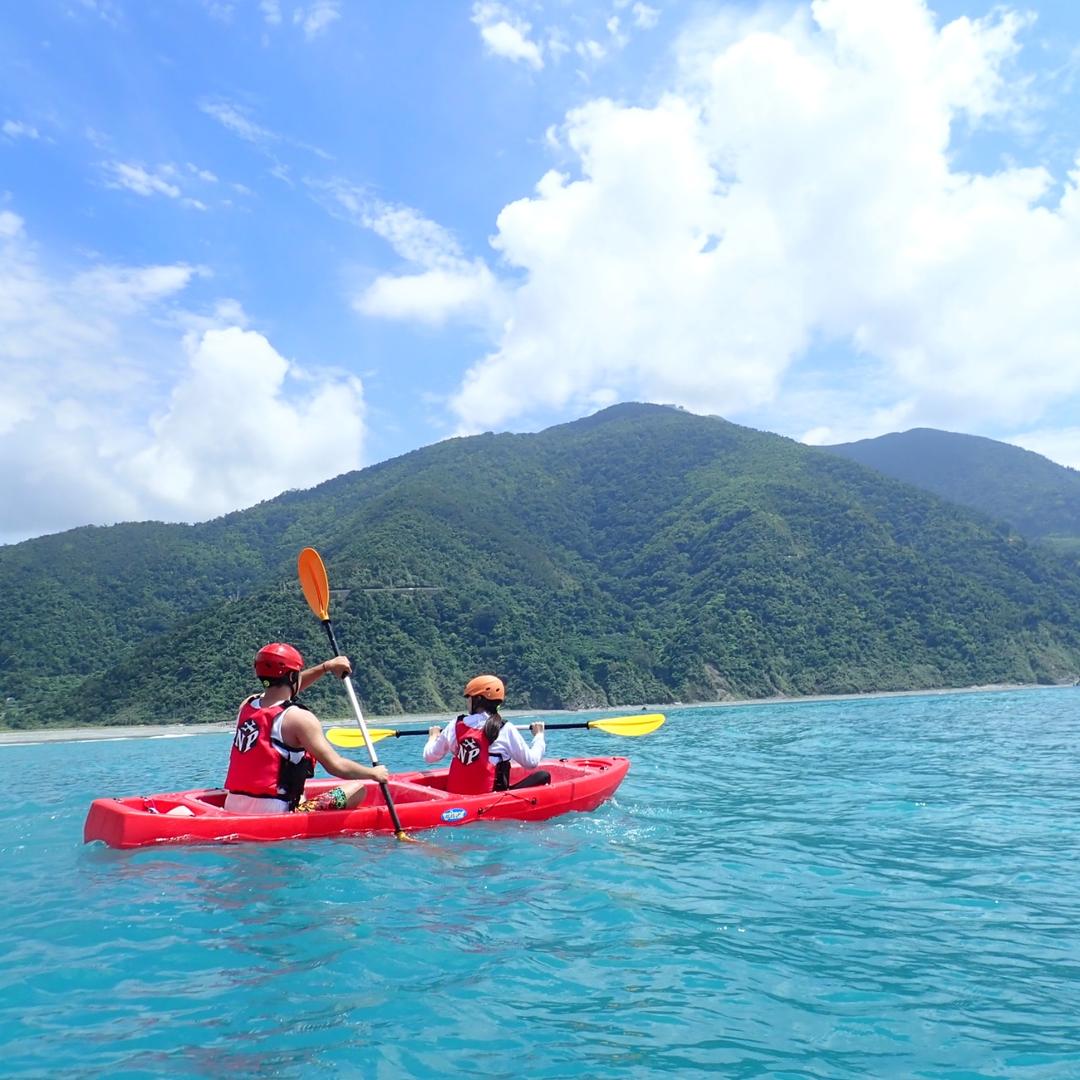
[224,642,389,814]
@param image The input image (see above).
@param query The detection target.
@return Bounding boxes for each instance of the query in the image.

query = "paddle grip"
[319,619,408,837]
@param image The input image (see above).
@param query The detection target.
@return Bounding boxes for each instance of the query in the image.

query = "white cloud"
[188,163,219,183]
[84,126,110,150]
[167,297,252,339]
[0,230,198,370]
[607,16,628,49]
[201,100,331,162]
[0,210,24,238]
[2,120,40,140]
[123,327,364,517]
[71,263,201,314]
[104,161,182,199]
[471,2,544,69]
[202,0,235,23]
[260,0,341,40]
[0,212,364,543]
[102,160,216,209]
[358,266,504,328]
[294,1,342,39]
[103,161,216,210]
[1004,429,1080,472]
[75,0,122,25]
[546,28,570,62]
[324,182,507,328]
[632,3,660,30]
[576,39,607,61]
[360,0,1080,458]
[201,101,277,145]
[471,1,655,69]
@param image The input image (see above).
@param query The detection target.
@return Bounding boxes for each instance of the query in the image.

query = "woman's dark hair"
[471,695,505,742]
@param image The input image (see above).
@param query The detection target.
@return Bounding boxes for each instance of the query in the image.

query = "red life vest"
[224,696,315,808]
[446,716,496,794]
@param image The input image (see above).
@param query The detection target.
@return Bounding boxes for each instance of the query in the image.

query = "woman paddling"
[423,675,551,795]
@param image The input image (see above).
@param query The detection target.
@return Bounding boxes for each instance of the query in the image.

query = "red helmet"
[254,643,304,680]
[463,674,505,702]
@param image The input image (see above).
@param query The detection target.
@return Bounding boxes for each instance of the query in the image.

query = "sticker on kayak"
[441,807,469,823]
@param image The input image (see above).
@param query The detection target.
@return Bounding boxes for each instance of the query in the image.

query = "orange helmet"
[463,674,505,702]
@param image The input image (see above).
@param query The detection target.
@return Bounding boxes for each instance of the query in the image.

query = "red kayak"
[83,756,629,849]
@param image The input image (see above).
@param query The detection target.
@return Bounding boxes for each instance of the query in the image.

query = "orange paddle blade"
[297,547,330,621]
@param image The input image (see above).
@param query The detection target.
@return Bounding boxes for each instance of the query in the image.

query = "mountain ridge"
[3,404,1079,728]
[824,427,1080,557]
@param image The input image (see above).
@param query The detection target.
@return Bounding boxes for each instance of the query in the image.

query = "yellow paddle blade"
[297,547,331,621]
[588,712,666,736]
[326,726,396,747]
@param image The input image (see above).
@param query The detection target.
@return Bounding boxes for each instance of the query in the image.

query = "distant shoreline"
[0,681,1072,746]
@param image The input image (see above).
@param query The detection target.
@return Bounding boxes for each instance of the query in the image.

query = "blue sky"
[2,0,1080,544]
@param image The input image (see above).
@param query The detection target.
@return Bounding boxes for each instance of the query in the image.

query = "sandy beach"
[0,707,552,745]
[0,712,448,746]
[1,682,1070,745]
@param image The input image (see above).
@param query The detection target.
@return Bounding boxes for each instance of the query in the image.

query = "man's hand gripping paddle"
[297,546,415,843]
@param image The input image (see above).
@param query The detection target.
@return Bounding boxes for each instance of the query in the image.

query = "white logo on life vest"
[234,718,259,753]
[457,737,481,766]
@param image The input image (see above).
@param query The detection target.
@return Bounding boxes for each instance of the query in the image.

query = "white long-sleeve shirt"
[423,712,546,768]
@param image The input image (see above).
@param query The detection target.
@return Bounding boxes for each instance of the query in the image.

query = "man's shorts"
[295,786,349,813]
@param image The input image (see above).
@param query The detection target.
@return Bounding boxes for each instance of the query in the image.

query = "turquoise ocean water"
[2,687,1079,1078]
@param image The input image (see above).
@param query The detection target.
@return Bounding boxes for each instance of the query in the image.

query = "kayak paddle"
[297,546,414,843]
[326,712,666,748]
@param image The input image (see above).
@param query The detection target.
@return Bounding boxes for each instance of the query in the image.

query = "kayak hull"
[83,756,629,849]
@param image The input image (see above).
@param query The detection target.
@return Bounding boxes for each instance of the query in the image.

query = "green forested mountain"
[824,428,1080,558]
[3,403,1080,729]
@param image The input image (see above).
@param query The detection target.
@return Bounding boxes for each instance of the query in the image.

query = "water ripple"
[2,688,1080,1076]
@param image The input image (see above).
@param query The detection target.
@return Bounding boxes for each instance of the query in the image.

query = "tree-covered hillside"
[824,428,1080,558]
[3,403,1080,728]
